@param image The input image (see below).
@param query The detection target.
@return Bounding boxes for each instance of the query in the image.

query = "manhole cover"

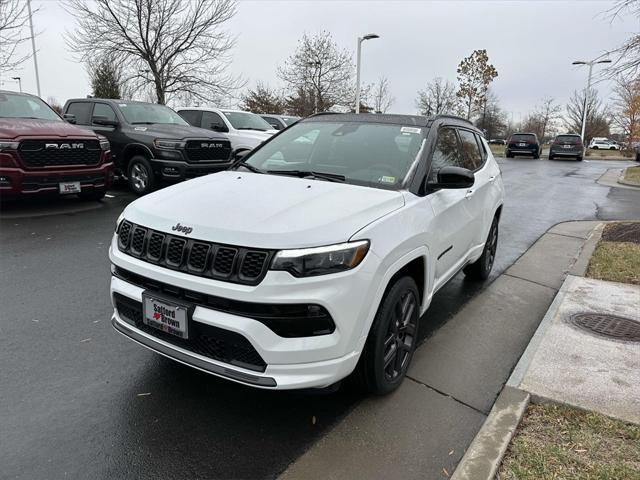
[570,313,640,342]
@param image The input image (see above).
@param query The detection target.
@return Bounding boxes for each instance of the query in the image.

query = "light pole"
[355,33,379,114]
[11,77,22,92]
[26,0,40,97]
[572,58,611,142]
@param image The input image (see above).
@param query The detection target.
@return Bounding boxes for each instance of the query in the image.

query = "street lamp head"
[362,33,379,41]
[572,61,587,65]
[596,59,612,64]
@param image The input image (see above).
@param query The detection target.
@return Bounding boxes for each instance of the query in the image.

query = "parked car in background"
[548,134,584,161]
[588,138,619,150]
[635,143,640,162]
[0,90,113,200]
[505,133,540,158]
[63,99,232,195]
[488,139,506,145]
[178,107,278,155]
[110,113,504,394]
[259,114,301,130]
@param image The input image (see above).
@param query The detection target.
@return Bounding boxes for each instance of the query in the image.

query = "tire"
[78,188,106,201]
[354,276,420,395]
[576,156,583,161]
[506,152,513,158]
[592,146,599,150]
[548,154,554,160]
[464,216,499,281]
[127,155,155,195]
[533,150,540,159]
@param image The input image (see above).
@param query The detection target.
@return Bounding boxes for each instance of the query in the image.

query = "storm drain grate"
[570,313,640,342]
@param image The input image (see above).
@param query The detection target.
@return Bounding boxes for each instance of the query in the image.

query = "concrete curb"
[569,222,604,277]
[450,386,530,480]
[617,174,640,188]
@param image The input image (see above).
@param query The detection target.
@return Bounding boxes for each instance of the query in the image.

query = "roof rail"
[431,114,473,125]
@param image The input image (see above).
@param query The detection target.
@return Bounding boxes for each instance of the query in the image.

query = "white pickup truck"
[177,107,278,154]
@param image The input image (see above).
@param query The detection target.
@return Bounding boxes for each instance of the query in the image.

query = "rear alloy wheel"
[464,216,499,281]
[127,155,155,196]
[355,276,420,395]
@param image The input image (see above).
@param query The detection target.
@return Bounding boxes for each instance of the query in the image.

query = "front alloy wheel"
[355,276,420,394]
[127,156,155,195]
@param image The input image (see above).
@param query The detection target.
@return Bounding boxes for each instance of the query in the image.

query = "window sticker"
[380,175,396,183]
[401,127,421,134]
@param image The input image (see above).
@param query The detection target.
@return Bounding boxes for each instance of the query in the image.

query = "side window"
[92,103,117,123]
[178,110,201,127]
[263,116,281,130]
[201,111,225,129]
[65,102,93,125]
[428,127,464,182]
[458,129,483,170]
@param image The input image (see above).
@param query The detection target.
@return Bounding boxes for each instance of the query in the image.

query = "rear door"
[426,126,477,285]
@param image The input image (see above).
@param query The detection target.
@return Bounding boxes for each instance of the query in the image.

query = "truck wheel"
[354,276,420,395]
[127,156,155,195]
[78,188,106,201]
[464,216,499,281]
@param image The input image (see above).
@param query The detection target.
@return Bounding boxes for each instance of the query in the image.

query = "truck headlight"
[270,240,369,277]
[0,141,19,151]
[154,139,186,150]
[99,139,110,151]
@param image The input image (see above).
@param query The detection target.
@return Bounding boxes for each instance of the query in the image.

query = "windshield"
[222,111,273,131]
[282,116,300,126]
[511,134,536,142]
[556,135,581,144]
[0,92,61,121]
[243,121,425,190]
[119,103,188,125]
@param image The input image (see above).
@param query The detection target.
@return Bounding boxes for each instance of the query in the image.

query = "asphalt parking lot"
[1,158,639,480]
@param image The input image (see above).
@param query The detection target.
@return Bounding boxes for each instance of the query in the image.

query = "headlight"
[270,240,370,277]
[154,139,186,150]
[0,141,19,151]
[115,213,125,231]
[99,138,110,151]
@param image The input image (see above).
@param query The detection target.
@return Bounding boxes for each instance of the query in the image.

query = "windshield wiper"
[131,121,156,125]
[267,170,346,183]
[238,127,267,131]
[230,158,265,174]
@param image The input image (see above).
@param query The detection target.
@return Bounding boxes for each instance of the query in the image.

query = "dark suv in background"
[505,133,540,159]
[62,99,232,195]
[549,134,583,161]
[0,90,113,200]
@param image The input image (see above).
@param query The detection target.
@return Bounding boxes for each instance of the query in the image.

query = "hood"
[0,118,99,139]
[234,129,275,142]
[123,171,405,249]
[132,123,227,141]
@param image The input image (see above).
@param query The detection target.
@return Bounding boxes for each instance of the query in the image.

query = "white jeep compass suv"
[110,113,504,394]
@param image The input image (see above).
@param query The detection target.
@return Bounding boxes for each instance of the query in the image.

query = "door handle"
[488,175,496,182]
[465,189,475,198]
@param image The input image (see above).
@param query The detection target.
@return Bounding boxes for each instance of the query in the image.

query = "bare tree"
[531,97,563,141]
[278,31,354,115]
[475,91,506,139]
[612,75,640,143]
[457,49,498,120]
[65,0,241,105]
[415,77,460,116]
[46,96,62,114]
[605,0,640,76]
[565,89,612,141]
[371,76,394,113]
[240,82,286,114]
[0,0,37,75]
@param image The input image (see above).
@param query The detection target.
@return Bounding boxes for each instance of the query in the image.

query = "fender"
[122,143,154,163]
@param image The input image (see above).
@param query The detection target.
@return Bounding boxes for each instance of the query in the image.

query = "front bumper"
[150,159,233,181]
[0,161,114,197]
[109,236,381,389]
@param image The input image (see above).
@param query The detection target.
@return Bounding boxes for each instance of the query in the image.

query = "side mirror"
[210,123,229,133]
[92,115,119,127]
[234,149,250,161]
[429,166,475,189]
[63,113,76,124]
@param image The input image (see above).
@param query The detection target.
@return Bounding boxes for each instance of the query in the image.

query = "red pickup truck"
[0,90,113,200]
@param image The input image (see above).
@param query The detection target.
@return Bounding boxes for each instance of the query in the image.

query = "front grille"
[113,267,335,337]
[116,221,273,286]
[114,293,267,371]
[184,140,232,162]
[18,139,102,168]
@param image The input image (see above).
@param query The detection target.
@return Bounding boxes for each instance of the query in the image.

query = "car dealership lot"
[1,158,639,479]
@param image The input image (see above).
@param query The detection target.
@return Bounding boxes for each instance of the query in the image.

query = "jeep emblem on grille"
[172,223,193,235]
[200,143,224,148]
[45,143,84,149]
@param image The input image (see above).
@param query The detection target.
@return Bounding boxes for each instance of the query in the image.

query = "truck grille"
[184,140,232,162]
[117,221,273,286]
[113,293,267,372]
[18,139,102,167]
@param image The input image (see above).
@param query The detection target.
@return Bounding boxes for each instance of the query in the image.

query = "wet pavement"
[1,159,639,479]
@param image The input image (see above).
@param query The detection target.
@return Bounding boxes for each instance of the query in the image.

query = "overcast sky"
[1,0,637,120]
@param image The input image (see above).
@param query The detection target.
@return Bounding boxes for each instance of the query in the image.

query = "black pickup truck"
[62,99,233,195]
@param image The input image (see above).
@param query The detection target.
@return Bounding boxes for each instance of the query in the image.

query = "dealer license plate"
[59,181,81,194]
[142,295,189,339]
[518,142,527,147]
